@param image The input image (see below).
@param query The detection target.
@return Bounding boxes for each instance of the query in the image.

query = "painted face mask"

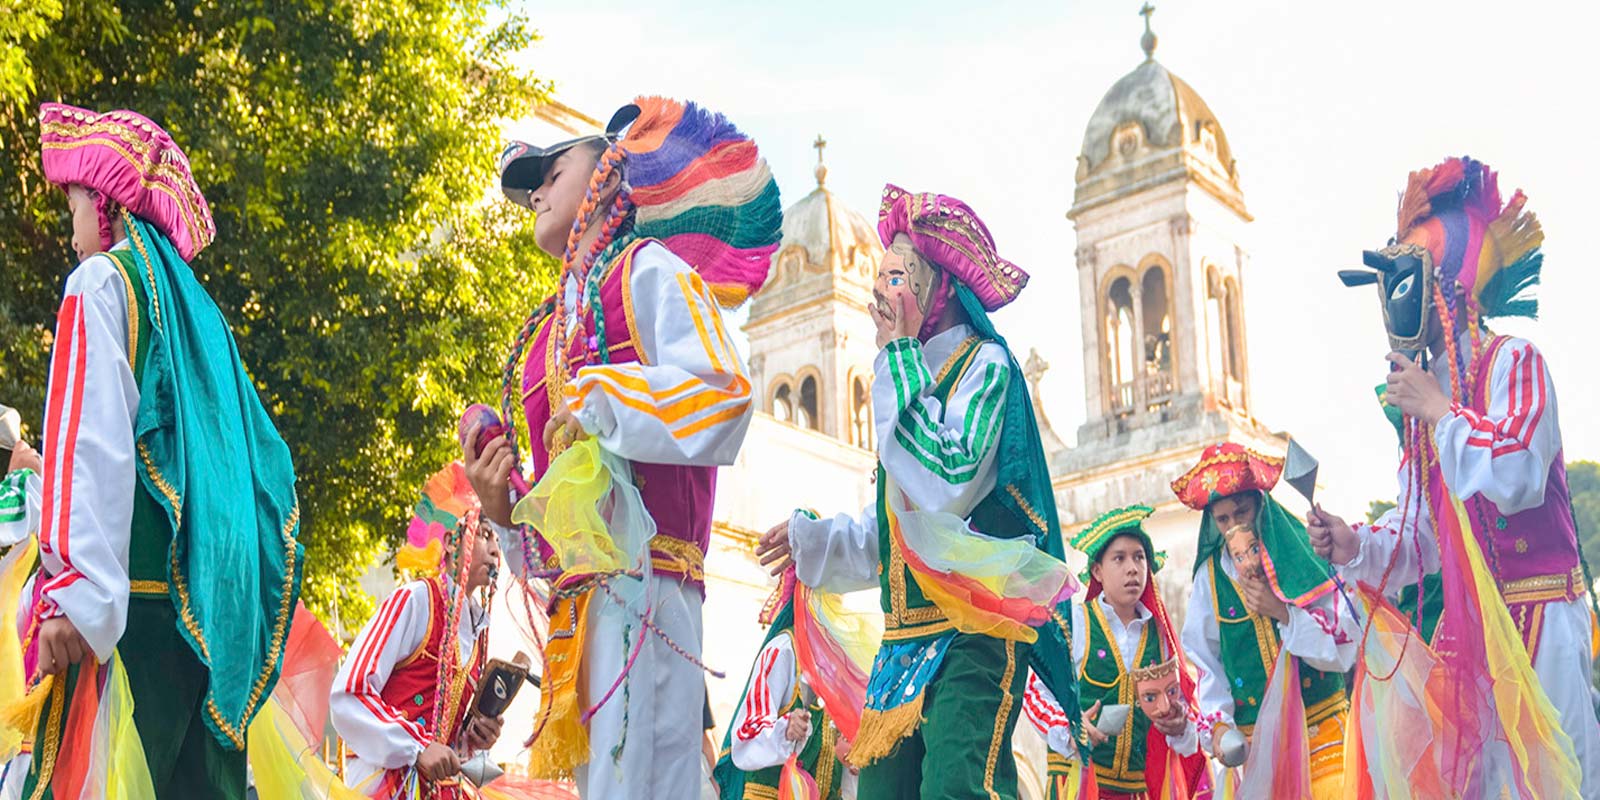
[874,233,941,320]
[1132,658,1185,723]
[1224,523,1265,582]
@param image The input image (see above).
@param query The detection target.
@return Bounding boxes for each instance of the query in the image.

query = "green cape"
[125,215,303,749]
[1192,490,1336,607]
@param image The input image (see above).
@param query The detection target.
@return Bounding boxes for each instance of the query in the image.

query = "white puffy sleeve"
[565,243,752,467]
[729,632,802,770]
[36,255,139,662]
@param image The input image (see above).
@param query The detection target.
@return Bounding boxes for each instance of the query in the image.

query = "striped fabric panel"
[891,359,1008,485]
[0,470,30,524]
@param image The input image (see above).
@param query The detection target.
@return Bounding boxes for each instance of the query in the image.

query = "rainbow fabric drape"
[1237,648,1312,800]
[884,483,1077,643]
[792,582,881,741]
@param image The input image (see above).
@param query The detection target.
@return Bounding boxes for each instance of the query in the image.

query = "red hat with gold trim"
[1170,442,1284,510]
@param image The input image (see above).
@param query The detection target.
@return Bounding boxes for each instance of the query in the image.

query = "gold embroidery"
[649,535,706,583]
[742,786,780,800]
[102,251,141,369]
[932,337,982,385]
[1172,448,1285,498]
[128,579,169,595]
[982,640,1019,800]
[1081,602,1149,786]
[815,714,839,795]
[41,120,211,248]
[1499,566,1583,604]
[1004,485,1047,536]
[396,579,441,670]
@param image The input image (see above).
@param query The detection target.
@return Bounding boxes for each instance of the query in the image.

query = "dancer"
[1172,443,1357,799]
[713,568,857,800]
[1023,505,1206,799]
[1311,156,1597,795]
[756,184,1076,799]
[11,103,302,799]
[331,463,503,797]
[470,97,780,800]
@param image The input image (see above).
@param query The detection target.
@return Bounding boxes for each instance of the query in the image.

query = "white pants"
[1532,598,1600,798]
[577,575,704,800]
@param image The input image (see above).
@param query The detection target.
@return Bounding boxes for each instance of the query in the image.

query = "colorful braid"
[553,141,629,382]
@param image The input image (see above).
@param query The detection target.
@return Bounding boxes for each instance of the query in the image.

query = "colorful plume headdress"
[1394,156,1544,321]
[398,462,479,575]
[611,96,783,308]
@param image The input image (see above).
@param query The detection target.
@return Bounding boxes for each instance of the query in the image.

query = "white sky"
[509,0,1600,517]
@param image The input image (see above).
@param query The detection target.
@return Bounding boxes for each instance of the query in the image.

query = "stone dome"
[780,182,881,271]
[1079,59,1234,176]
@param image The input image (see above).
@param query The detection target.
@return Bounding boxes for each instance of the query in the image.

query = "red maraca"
[458,404,531,496]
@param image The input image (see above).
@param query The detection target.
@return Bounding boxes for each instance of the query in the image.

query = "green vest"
[106,250,175,600]
[740,698,848,800]
[1208,557,1346,732]
[875,337,1031,645]
[1077,601,1162,793]
[1396,572,1444,645]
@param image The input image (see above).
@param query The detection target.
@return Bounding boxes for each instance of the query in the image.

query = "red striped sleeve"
[1460,343,1548,457]
[736,648,781,741]
[345,589,413,693]
[40,296,84,562]
[357,693,428,745]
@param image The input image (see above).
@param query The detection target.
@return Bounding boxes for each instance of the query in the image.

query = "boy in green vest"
[1171,443,1354,799]
[1023,505,1207,799]
[757,184,1073,799]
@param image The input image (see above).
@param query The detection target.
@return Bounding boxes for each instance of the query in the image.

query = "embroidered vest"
[104,250,173,602]
[1426,336,1582,657]
[1077,601,1162,793]
[874,337,1028,645]
[1208,558,1346,733]
[521,240,713,587]
[377,577,484,745]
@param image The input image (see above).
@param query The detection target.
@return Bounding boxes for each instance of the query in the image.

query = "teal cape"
[124,214,303,750]
[951,285,1085,750]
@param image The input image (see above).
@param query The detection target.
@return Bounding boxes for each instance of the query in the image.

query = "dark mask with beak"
[1339,244,1434,361]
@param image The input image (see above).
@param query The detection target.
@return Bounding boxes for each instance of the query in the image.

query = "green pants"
[858,634,1028,800]
[22,597,246,800]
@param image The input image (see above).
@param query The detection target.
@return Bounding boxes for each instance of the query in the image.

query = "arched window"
[1140,265,1173,405]
[773,382,794,423]
[798,375,819,431]
[1223,277,1244,383]
[1205,268,1229,393]
[851,377,873,449]
[1105,276,1137,413]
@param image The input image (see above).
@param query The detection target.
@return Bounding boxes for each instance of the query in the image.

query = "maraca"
[458,404,531,496]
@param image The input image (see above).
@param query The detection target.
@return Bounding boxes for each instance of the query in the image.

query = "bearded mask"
[1339,243,1434,359]
[875,233,942,320]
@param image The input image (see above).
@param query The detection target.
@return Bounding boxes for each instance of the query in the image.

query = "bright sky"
[510,0,1600,517]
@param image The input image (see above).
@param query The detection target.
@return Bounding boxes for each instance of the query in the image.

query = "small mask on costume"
[1223,523,1265,582]
[1131,657,1185,722]
[1339,242,1435,359]
[874,233,941,319]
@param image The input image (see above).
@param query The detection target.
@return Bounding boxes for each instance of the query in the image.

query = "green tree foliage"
[0,0,560,631]
[1570,461,1600,575]
[1366,499,1396,524]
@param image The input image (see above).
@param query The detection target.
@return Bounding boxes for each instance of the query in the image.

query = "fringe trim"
[847,691,926,768]
[0,674,53,741]
[526,682,589,780]
[1485,190,1543,269]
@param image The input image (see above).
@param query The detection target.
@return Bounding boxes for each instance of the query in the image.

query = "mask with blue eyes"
[1338,242,1435,360]
[875,233,941,319]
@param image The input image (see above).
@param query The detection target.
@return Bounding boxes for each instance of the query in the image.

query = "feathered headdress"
[614,97,784,308]
[1394,157,1544,320]
[397,462,479,575]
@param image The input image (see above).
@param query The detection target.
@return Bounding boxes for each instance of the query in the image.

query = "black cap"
[498,104,640,210]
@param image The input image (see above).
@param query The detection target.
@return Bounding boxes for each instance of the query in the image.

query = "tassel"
[847,692,926,768]
[0,674,55,739]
